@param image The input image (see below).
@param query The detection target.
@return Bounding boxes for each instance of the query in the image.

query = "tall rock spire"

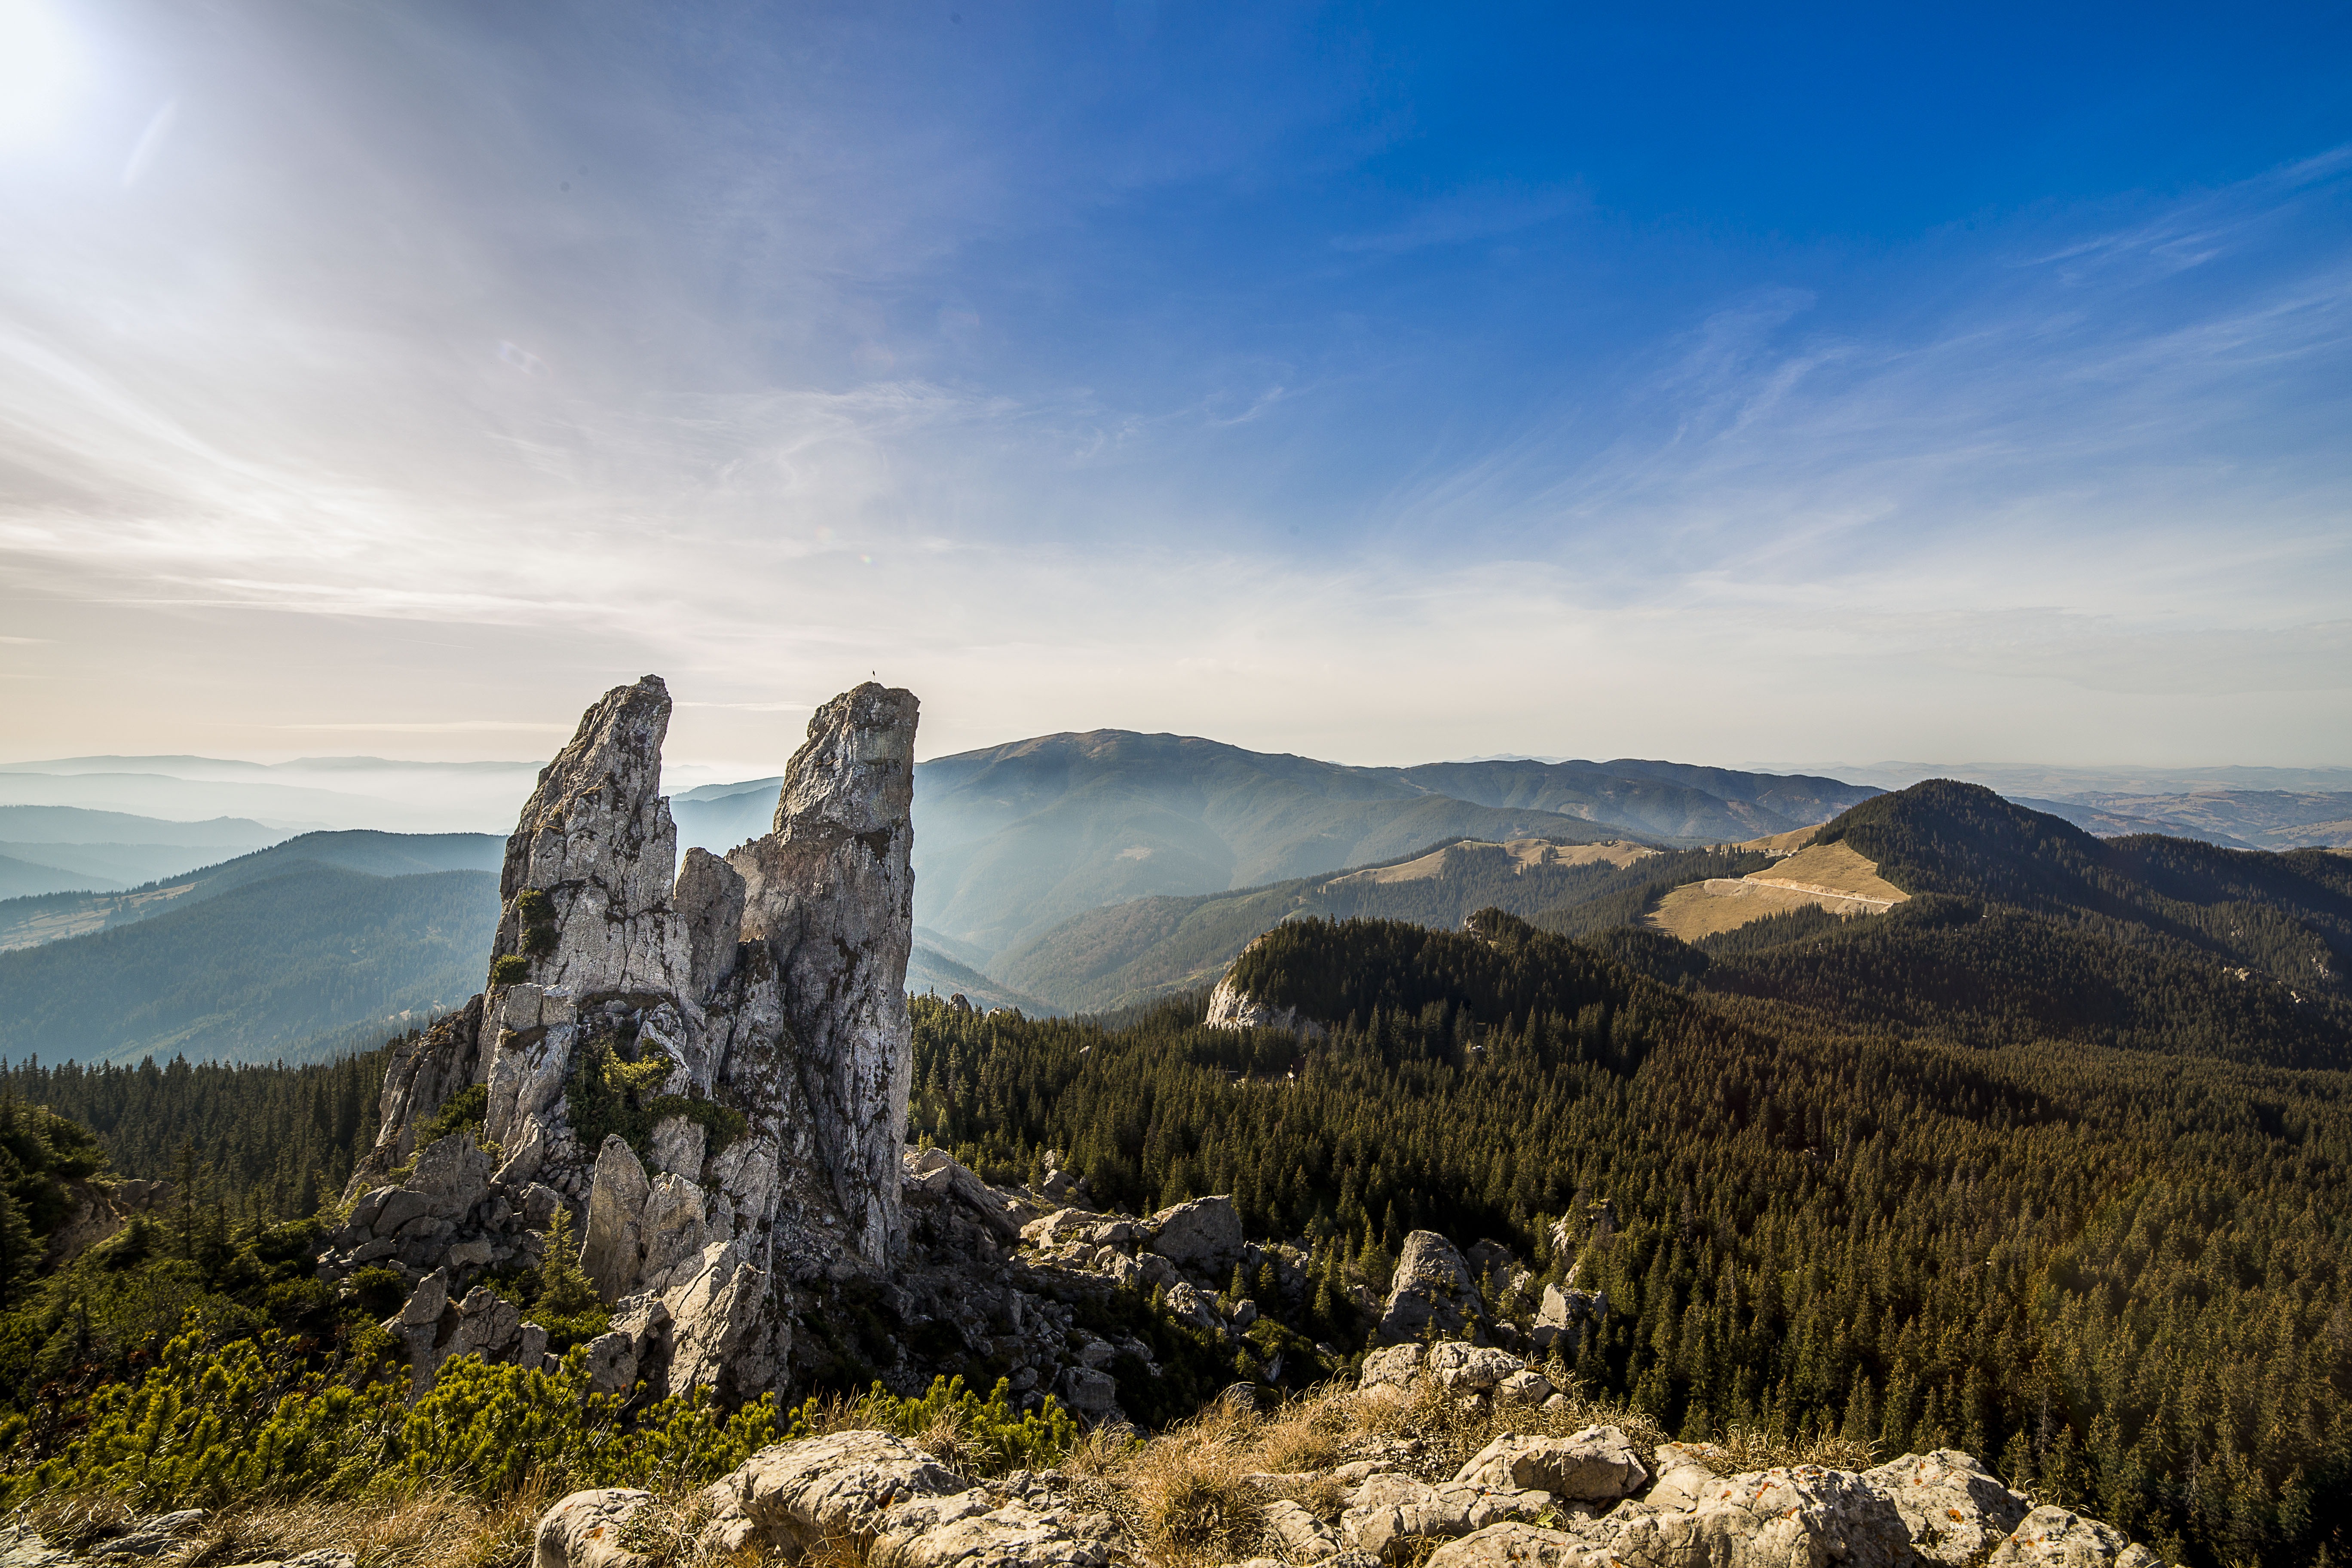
[729,682,919,1266]
[491,674,689,1000]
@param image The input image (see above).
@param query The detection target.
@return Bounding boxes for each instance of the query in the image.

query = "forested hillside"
[910,912,2352,1567]
[910,731,1877,959]
[991,841,1769,1012]
[0,864,497,1065]
[0,828,501,950]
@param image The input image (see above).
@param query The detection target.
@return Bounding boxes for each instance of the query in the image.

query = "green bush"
[564,1037,747,1167]
[514,889,558,957]
[346,1265,407,1320]
[412,1084,493,1154]
[782,1375,1076,1475]
[0,1328,401,1509]
[489,954,530,986]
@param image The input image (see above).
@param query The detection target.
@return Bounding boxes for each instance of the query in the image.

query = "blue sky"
[1,1,2348,771]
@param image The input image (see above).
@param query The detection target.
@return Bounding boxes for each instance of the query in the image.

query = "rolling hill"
[910,731,1879,958]
[1586,781,2352,1069]
[984,836,1770,1013]
[0,861,500,1065]
[0,830,503,952]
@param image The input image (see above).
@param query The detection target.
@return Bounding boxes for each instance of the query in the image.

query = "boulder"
[1862,1449,2033,1564]
[1341,1476,1558,1563]
[1426,1524,1591,1568]
[1265,1500,1347,1562]
[1496,1370,1553,1404]
[1378,1231,1485,1344]
[1143,1195,1245,1277]
[534,1488,654,1568]
[1162,1280,1222,1332]
[1358,1343,1425,1391]
[1596,1464,1914,1568]
[1453,1427,1647,1502]
[1645,1441,1727,1511]
[1986,1505,2161,1566]
[1530,1283,1603,1354]
[871,1496,1112,1568]
[1424,1342,1524,1392]
[693,1430,972,1554]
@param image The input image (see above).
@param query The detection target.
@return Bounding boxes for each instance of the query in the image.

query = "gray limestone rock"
[1341,1476,1558,1563]
[1454,1427,1646,1502]
[492,674,692,1001]
[1986,1505,2160,1566]
[730,683,919,1267]
[1862,1449,2033,1565]
[1589,1463,1915,1568]
[408,1131,493,1219]
[695,1429,968,1555]
[1357,1343,1425,1391]
[677,847,747,999]
[637,1171,710,1290]
[1531,1282,1604,1354]
[1424,1342,1524,1392]
[345,996,484,1195]
[1143,1195,1244,1278]
[662,1240,776,1401]
[1379,1231,1485,1344]
[582,1135,652,1303]
[534,1488,655,1568]
[1204,962,1329,1039]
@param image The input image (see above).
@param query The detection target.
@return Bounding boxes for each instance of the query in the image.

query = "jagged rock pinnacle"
[490,674,689,999]
[730,682,919,1267]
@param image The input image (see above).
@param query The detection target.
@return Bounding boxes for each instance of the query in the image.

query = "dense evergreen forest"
[0,1047,390,1220]
[910,915,2351,1568]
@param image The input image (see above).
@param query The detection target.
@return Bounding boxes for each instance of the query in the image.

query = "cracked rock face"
[493,675,692,1000]
[337,674,921,1407]
[730,682,919,1266]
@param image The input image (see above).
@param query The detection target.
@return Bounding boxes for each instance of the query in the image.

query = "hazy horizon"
[5,3,2349,769]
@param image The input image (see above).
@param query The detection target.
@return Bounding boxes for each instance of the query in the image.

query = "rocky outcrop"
[1378,1230,1487,1344]
[1204,969,1328,1039]
[345,998,482,1191]
[330,674,921,1406]
[536,1431,1117,1568]
[729,683,919,1267]
[490,676,691,999]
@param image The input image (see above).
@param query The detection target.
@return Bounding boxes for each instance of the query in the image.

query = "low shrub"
[781,1375,1077,1476]
[564,1037,747,1167]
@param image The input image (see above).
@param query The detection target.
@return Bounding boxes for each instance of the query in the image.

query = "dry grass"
[1109,1402,1269,1568]
[22,1483,555,1568]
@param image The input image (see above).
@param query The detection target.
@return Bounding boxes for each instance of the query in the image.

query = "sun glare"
[0,0,80,148]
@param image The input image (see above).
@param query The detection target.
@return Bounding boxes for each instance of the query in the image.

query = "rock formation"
[531,1360,2163,1568]
[324,675,922,1405]
[727,682,919,1267]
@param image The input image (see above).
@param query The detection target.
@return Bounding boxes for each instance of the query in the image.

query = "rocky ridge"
[527,1341,2165,1568]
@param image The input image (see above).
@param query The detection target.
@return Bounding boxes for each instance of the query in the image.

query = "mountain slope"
[0,830,503,952]
[912,731,1876,957]
[1594,781,2352,1069]
[0,863,499,1065]
[990,839,1766,1013]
